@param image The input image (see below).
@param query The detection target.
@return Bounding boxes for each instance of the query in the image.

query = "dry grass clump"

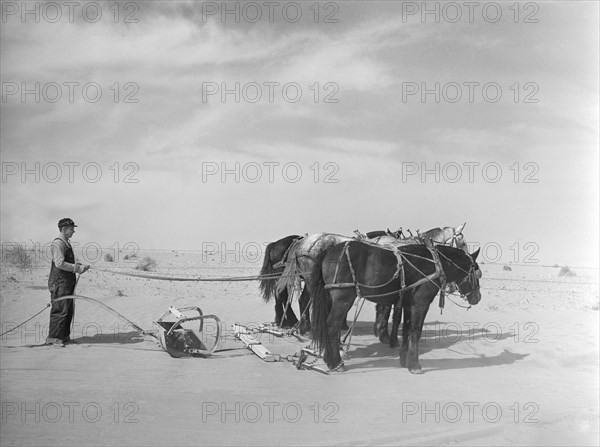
[135,257,157,271]
[2,244,33,271]
[503,265,512,271]
[558,266,576,277]
[104,253,114,262]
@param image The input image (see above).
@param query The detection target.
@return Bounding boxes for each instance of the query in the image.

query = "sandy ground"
[1,250,598,446]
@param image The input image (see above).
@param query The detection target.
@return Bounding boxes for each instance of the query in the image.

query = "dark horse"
[310,241,481,373]
[373,223,468,347]
[259,234,303,327]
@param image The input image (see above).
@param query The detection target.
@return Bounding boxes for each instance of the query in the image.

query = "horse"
[271,224,466,335]
[259,234,302,327]
[275,233,354,333]
[309,240,481,373]
[372,223,468,346]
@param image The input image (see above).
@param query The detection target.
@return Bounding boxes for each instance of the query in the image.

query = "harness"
[324,240,448,309]
[272,236,303,269]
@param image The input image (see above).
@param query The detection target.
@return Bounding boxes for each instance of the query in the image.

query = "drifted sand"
[1,251,598,446]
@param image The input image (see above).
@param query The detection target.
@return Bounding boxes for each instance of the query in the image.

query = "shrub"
[104,253,114,262]
[503,265,512,271]
[3,244,33,271]
[135,257,157,272]
[558,266,576,277]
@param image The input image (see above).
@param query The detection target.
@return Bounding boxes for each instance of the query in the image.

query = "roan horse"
[372,224,468,346]
[309,240,481,373]
[274,233,354,333]
[260,233,355,331]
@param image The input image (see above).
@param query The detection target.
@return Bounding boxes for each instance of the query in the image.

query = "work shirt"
[51,235,77,272]
[48,235,78,293]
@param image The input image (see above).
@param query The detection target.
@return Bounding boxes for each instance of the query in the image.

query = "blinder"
[456,261,481,299]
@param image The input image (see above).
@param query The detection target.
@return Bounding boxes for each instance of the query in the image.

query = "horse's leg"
[282,286,299,328]
[274,288,284,326]
[323,291,353,370]
[341,311,349,331]
[399,294,412,367]
[406,287,433,374]
[298,285,311,334]
[277,287,299,328]
[374,303,391,344]
[389,299,402,348]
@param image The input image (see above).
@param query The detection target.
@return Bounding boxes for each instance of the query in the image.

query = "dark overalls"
[47,238,77,342]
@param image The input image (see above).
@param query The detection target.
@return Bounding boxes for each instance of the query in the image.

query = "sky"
[1,1,598,267]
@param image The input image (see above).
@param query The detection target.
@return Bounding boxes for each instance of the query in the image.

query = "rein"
[324,242,445,303]
[90,266,310,282]
[323,241,477,312]
[326,242,404,293]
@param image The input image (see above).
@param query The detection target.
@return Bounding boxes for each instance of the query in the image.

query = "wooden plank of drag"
[232,323,278,362]
[257,323,285,337]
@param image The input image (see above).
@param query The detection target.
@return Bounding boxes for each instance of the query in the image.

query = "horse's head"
[440,223,467,250]
[455,248,481,305]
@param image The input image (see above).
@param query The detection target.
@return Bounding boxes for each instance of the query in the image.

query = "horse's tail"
[309,249,330,353]
[259,241,277,303]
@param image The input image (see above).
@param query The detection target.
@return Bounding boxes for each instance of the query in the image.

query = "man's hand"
[75,263,91,274]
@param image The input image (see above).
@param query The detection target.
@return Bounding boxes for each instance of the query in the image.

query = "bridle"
[448,230,464,250]
[437,249,481,301]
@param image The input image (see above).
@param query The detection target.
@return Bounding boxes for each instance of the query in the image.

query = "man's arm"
[52,239,89,273]
[52,239,76,272]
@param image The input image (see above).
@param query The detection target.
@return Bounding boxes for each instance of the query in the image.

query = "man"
[46,218,90,347]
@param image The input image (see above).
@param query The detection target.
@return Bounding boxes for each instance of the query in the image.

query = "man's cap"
[58,218,77,229]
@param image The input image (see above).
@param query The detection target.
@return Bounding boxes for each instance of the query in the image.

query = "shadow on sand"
[341,321,530,373]
[75,331,147,345]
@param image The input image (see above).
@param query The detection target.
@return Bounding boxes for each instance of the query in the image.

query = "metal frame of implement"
[153,306,221,358]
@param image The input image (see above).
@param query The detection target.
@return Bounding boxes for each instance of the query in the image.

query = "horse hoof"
[299,322,311,335]
[281,320,298,329]
[389,338,399,349]
[409,367,424,375]
[329,362,345,373]
[379,333,390,344]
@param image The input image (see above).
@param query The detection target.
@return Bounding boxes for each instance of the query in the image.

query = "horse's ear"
[470,248,480,261]
[456,222,466,234]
